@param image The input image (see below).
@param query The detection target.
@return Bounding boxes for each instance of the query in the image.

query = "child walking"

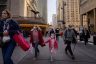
[45,32,58,61]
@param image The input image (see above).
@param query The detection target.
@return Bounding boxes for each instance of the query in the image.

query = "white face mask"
[51,34,55,39]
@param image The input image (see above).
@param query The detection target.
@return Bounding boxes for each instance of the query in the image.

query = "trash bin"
[93,35,96,45]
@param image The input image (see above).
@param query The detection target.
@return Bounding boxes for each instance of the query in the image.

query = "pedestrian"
[72,27,78,44]
[83,28,90,45]
[55,28,60,40]
[45,32,58,61]
[79,26,84,41]
[63,25,76,60]
[30,26,45,60]
[0,9,20,64]
[49,28,55,36]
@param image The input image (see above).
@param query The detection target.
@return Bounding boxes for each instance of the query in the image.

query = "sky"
[47,0,56,24]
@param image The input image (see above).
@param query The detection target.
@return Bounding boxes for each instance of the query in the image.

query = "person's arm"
[63,29,67,41]
[0,21,3,37]
[44,38,50,43]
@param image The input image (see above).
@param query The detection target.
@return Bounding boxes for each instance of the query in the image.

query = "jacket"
[64,29,75,41]
[0,19,20,47]
[0,19,20,38]
[46,37,58,49]
[30,30,45,47]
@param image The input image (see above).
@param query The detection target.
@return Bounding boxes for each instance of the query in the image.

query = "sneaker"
[65,50,68,55]
[50,56,53,61]
[72,56,75,60]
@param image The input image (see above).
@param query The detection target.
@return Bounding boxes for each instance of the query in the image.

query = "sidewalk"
[77,35,94,45]
[0,37,30,64]
[18,36,96,64]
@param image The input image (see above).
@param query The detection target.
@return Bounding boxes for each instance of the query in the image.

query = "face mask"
[51,34,55,39]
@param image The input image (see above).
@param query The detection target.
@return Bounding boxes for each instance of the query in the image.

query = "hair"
[2,9,11,18]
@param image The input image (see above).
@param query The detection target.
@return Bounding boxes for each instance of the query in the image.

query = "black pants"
[65,40,74,56]
[56,34,59,40]
[84,38,88,45]
[33,42,39,58]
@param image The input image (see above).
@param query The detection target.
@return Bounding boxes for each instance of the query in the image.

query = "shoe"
[65,50,68,55]
[72,56,75,60]
[50,56,53,62]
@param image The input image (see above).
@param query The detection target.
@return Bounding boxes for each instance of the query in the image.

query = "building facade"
[0,0,36,17]
[64,0,80,29]
[57,0,64,29]
[0,0,47,24]
[52,14,58,28]
[37,0,47,24]
[57,0,80,30]
[80,0,96,32]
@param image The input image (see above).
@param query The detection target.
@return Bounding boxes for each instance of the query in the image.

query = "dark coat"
[0,19,20,47]
[83,30,90,39]
[0,19,20,38]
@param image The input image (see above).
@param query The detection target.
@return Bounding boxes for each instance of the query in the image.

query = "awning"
[13,17,45,24]
[19,24,49,28]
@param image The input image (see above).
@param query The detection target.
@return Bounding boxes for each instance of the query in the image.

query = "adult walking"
[30,26,45,60]
[0,9,20,64]
[72,27,78,44]
[79,26,84,41]
[64,25,76,60]
[83,28,90,45]
[55,28,60,40]
[49,28,55,36]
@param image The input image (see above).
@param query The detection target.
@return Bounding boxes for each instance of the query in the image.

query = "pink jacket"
[46,38,58,49]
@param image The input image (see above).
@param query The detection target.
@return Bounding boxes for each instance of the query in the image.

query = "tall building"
[80,0,96,32]
[57,0,63,21]
[0,0,48,31]
[57,0,80,30]
[64,0,80,28]
[52,14,58,28]
[57,0,64,29]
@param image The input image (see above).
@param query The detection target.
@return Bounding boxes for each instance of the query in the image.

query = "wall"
[80,0,96,15]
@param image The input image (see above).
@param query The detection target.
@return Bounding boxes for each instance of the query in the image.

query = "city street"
[17,37,96,64]
[0,36,96,64]
[1,0,96,64]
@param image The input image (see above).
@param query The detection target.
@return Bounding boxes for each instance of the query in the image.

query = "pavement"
[0,37,30,64]
[18,36,96,64]
[0,36,96,64]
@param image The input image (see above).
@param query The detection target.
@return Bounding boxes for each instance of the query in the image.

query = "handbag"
[13,32,30,51]
[2,35,10,43]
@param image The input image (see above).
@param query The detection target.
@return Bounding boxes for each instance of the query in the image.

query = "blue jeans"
[33,41,39,58]
[2,39,16,64]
